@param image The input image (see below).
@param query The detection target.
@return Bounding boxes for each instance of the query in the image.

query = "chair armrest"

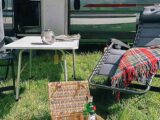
[111,38,130,49]
[4,36,15,44]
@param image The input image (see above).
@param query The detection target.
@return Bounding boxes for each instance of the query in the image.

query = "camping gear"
[0,1,15,94]
[88,5,160,95]
[0,37,15,94]
[48,81,90,120]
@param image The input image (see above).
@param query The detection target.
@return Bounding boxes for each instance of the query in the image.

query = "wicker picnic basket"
[48,81,90,120]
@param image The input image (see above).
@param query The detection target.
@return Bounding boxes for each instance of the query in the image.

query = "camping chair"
[0,0,15,94]
[88,5,160,94]
[0,37,15,93]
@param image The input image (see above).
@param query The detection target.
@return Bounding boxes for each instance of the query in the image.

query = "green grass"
[1,51,160,120]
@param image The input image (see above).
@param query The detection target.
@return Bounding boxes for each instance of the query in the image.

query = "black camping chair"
[0,0,15,95]
[88,5,160,94]
[0,37,15,94]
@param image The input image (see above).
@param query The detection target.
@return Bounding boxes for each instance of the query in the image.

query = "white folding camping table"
[3,36,79,100]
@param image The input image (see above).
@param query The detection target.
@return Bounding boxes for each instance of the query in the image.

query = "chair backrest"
[135,24,160,47]
[140,5,160,23]
[134,5,160,47]
[0,0,4,49]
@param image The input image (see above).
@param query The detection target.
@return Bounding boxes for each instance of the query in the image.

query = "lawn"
[0,50,160,120]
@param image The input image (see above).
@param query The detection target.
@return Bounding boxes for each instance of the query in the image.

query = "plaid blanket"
[111,47,160,88]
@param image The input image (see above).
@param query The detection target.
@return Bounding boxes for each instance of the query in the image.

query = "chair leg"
[0,59,16,94]
[11,59,16,95]
[89,75,153,95]
[129,83,160,92]
[4,59,10,80]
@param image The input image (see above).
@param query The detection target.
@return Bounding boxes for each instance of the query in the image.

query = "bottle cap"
[88,96,93,103]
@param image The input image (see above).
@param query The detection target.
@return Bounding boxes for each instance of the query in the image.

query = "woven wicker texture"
[48,81,90,120]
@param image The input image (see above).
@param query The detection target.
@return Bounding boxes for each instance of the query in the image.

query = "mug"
[41,29,56,44]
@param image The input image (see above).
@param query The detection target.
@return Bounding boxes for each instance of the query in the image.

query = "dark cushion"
[135,38,160,47]
[99,64,118,77]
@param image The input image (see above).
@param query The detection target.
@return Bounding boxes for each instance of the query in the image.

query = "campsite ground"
[0,49,160,120]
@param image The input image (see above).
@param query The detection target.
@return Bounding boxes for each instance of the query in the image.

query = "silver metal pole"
[16,50,24,100]
[72,49,76,79]
[59,50,68,81]
[29,50,32,79]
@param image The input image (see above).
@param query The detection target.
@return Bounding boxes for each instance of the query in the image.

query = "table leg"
[16,49,24,101]
[29,50,32,79]
[59,50,68,81]
[64,55,68,81]
[72,50,76,80]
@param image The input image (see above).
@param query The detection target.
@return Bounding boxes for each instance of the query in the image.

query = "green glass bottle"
[88,96,96,120]
[83,96,96,120]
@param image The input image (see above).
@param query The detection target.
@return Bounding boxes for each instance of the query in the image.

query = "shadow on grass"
[19,51,63,82]
[90,87,135,119]
[0,93,16,119]
[31,112,51,120]
[48,63,63,82]
[0,87,25,119]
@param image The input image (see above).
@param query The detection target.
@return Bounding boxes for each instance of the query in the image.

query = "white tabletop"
[3,36,79,50]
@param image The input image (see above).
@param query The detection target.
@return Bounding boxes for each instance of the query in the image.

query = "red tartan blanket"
[111,47,160,88]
